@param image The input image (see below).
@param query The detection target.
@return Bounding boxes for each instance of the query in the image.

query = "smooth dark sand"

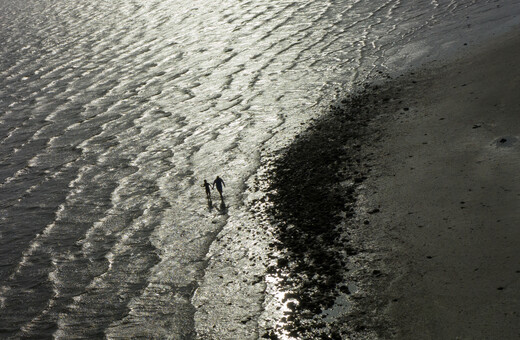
[358,30,520,339]
[262,30,520,339]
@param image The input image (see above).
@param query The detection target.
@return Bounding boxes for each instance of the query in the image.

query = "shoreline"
[258,80,388,339]
[260,29,520,338]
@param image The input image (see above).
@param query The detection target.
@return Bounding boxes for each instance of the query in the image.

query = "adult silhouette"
[212,176,225,199]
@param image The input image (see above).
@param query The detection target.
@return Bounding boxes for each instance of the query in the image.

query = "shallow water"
[0,0,518,338]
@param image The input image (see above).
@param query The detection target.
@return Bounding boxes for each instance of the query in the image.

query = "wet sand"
[357,30,520,338]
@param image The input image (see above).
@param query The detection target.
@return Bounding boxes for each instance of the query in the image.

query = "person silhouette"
[212,176,225,199]
[202,179,211,199]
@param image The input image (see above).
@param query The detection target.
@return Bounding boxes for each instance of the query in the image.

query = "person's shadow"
[207,197,213,212]
[215,197,228,215]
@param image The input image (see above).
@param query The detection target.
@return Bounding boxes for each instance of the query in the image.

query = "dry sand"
[362,30,520,339]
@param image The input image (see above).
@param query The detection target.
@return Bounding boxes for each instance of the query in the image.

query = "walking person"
[212,176,225,199]
[202,179,211,199]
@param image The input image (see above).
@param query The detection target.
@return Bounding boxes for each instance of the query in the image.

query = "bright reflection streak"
[264,273,300,340]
